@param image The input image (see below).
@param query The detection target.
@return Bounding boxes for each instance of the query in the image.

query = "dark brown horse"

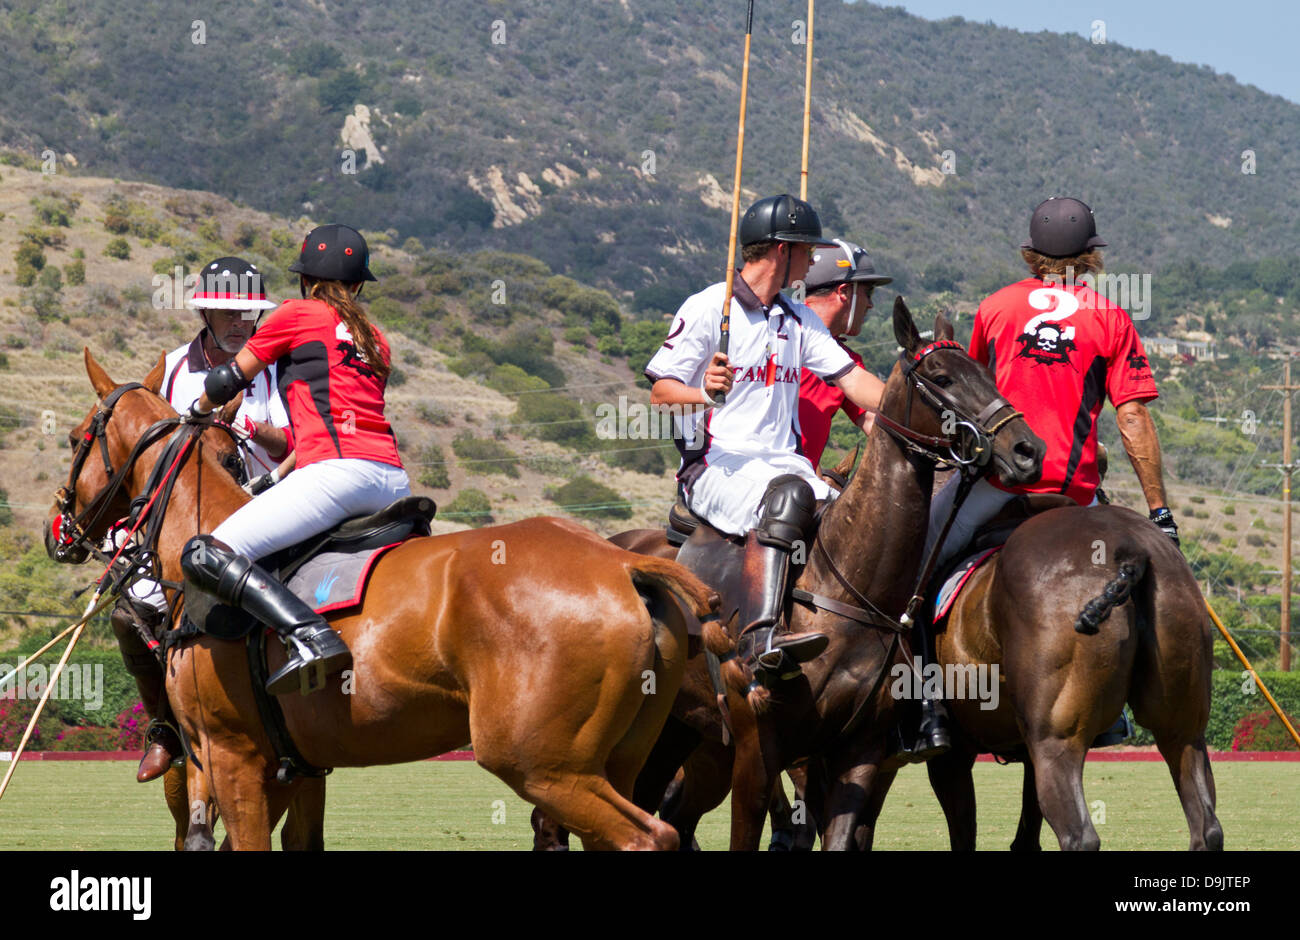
[923,503,1222,850]
[49,349,721,850]
[535,297,1046,849]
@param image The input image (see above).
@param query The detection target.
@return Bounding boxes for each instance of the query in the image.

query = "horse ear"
[934,311,955,342]
[84,347,116,399]
[218,391,244,425]
[892,297,921,354]
[142,352,167,395]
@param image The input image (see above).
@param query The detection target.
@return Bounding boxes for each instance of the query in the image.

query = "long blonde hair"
[303,277,390,381]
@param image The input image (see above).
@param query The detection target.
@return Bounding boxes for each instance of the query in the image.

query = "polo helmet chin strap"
[832,239,862,333]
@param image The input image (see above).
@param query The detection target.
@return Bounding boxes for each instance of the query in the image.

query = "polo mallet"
[0,588,114,803]
[799,0,815,200]
[716,0,756,407]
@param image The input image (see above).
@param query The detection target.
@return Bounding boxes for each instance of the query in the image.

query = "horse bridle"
[873,339,1023,471]
[50,383,243,565]
[799,339,1027,638]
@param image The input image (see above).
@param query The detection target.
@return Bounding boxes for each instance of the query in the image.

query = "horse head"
[44,348,242,564]
[888,297,1043,488]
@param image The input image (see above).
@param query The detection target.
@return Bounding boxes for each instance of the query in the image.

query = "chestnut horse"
[48,349,720,850]
[536,298,1047,849]
[923,503,1222,850]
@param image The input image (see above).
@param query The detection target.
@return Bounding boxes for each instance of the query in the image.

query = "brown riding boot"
[110,602,183,782]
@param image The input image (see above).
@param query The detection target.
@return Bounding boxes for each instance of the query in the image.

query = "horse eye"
[932,375,953,388]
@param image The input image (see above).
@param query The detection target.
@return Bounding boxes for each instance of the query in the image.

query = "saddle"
[189,496,437,640]
[262,495,438,584]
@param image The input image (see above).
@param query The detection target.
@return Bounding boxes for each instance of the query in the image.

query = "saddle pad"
[934,546,1002,623]
[284,542,400,615]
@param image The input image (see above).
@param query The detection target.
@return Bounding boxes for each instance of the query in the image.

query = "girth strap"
[246,628,331,783]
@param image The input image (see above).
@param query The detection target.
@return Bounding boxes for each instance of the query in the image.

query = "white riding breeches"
[683,451,832,538]
[212,458,411,562]
[924,475,1097,570]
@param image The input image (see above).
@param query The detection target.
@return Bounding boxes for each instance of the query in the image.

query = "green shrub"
[602,443,668,476]
[103,212,131,234]
[38,266,62,291]
[31,194,78,227]
[546,475,632,520]
[515,393,592,448]
[15,241,45,272]
[417,446,451,489]
[443,488,492,527]
[63,260,85,286]
[104,238,131,260]
[1131,671,1300,749]
[452,432,519,478]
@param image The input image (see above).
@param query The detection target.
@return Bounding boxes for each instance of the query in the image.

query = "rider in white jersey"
[112,256,289,783]
[646,194,886,682]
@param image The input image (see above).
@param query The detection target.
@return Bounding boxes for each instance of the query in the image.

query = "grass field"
[0,759,1294,850]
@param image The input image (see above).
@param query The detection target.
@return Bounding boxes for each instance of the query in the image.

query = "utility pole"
[1261,359,1296,671]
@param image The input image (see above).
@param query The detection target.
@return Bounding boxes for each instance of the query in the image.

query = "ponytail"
[303,277,391,381]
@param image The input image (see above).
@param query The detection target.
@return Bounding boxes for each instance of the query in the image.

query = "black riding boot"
[111,600,183,782]
[182,536,351,696]
[906,613,951,761]
[733,475,828,683]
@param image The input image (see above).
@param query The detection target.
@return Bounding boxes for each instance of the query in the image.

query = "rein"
[797,339,1021,633]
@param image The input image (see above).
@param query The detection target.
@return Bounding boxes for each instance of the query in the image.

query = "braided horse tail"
[1074,553,1148,635]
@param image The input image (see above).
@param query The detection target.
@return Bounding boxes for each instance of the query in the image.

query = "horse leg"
[180,756,217,851]
[926,747,978,850]
[1128,576,1222,850]
[162,762,189,851]
[853,765,898,851]
[767,779,796,851]
[1009,760,1044,852]
[727,703,783,851]
[280,777,326,851]
[660,737,734,851]
[820,746,894,851]
[1024,735,1098,851]
[205,747,279,851]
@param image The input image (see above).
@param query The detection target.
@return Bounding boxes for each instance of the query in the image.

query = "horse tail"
[627,556,729,656]
[1074,552,1148,635]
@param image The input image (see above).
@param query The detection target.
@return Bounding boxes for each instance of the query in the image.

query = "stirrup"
[267,634,328,696]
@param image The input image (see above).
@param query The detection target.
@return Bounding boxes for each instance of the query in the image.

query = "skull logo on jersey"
[1015,287,1081,368]
[1016,319,1077,366]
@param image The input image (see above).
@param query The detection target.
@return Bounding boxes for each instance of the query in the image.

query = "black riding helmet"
[1021,197,1107,258]
[739,194,837,248]
[289,223,378,284]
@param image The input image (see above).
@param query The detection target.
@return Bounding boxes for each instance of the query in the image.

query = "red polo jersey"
[244,299,402,470]
[970,278,1157,505]
[798,340,866,470]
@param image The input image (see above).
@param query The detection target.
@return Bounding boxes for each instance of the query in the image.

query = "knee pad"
[755,475,816,550]
[181,535,252,606]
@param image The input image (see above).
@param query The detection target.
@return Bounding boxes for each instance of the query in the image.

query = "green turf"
[0,759,1293,850]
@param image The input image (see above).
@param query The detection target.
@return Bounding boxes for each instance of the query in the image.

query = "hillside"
[1,0,1298,306]
[0,164,1294,671]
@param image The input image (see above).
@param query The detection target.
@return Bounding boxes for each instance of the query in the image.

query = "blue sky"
[872,1,1299,104]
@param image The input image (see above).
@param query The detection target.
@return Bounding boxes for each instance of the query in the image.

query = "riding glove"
[1149,507,1180,548]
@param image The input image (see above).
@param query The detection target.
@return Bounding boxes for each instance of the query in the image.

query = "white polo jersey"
[162,330,291,476]
[645,276,855,533]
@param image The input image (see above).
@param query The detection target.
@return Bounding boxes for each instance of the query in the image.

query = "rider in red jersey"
[180,224,411,696]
